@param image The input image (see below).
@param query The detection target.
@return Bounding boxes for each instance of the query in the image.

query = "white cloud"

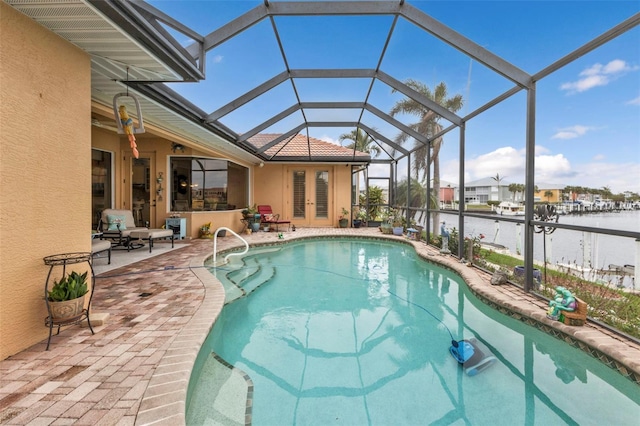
[212,55,224,63]
[466,147,525,181]
[318,134,340,145]
[447,146,639,193]
[602,59,629,74]
[551,125,592,140]
[626,96,640,105]
[535,145,551,155]
[560,75,608,92]
[560,59,638,93]
[565,161,640,194]
[534,154,573,182]
[592,154,605,161]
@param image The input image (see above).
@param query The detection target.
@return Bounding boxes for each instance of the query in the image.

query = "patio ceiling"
[6,1,638,165]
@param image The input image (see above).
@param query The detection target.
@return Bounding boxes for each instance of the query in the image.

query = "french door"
[291,167,333,227]
[123,152,156,227]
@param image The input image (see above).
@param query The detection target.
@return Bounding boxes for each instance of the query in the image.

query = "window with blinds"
[315,171,329,218]
[293,171,306,218]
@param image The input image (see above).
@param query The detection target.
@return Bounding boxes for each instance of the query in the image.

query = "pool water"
[190,239,639,425]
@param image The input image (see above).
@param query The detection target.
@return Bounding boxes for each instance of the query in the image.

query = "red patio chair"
[257,205,291,231]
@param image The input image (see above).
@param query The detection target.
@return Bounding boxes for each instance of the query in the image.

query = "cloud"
[551,125,592,140]
[627,96,640,105]
[560,59,638,93]
[452,146,639,193]
[466,147,525,180]
[211,55,223,63]
[535,145,551,155]
[317,134,340,145]
[592,154,605,161]
[565,161,640,194]
[535,154,573,182]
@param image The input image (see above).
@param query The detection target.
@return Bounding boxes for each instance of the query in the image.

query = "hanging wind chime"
[113,67,145,159]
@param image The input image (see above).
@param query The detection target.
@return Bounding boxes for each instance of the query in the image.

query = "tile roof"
[247,133,370,162]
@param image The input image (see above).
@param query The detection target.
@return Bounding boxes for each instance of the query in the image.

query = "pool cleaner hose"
[386,289,496,376]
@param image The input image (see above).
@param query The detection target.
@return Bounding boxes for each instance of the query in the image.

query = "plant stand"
[43,252,96,350]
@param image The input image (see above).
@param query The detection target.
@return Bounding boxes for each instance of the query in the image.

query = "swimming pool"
[189,238,639,425]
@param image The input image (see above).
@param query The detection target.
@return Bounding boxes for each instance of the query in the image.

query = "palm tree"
[491,173,506,202]
[338,128,381,158]
[508,183,520,202]
[544,190,554,202]
[395,177,434,223]
[389,80,464,235]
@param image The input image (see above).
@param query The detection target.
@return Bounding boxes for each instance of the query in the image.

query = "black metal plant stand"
[43,252,96,350]
[534,205,559,285]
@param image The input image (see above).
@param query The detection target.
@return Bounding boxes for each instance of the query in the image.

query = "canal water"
[435,210,639,288]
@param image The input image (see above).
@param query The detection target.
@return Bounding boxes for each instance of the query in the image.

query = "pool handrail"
[212,227,249,266]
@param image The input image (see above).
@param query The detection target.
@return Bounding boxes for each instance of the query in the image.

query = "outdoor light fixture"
[172,143,185,153]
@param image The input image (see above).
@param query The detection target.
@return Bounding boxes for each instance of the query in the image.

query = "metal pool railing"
[212,227,249,266]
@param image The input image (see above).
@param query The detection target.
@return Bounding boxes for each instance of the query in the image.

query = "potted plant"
[338,207,349,228]
[353,208,367,228]
[47,271,89,320]
[241,205,261,232]
[378,207,393,234]
[241,204,257,219]
[389,208,404,236]
[199,222,215,239]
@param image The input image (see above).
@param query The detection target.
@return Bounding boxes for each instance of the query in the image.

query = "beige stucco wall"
[254,165,287,215]
[535,188,562,203]
[0,3,92,359]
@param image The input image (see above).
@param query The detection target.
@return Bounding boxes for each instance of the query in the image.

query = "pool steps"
[221,255,277,304]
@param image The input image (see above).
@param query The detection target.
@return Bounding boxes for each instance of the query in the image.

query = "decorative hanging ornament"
[118,105,139,159]
[112,67,145,159]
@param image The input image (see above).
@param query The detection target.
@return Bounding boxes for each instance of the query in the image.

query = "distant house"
[535,183,566,203]
[441,185,455,203]
[463,177,515,203]
[460,179,567,204]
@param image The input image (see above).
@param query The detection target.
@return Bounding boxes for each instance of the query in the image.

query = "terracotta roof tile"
[247,133,370,162]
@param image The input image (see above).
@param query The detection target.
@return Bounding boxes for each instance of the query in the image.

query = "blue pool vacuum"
[449,337,497,376]
[385,287,498,377]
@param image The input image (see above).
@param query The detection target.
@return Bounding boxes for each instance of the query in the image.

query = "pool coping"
[136,233,640,425]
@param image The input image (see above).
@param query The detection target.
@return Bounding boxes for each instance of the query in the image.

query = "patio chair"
[98,208,148,250]
[91,239,111,264]
[257,205,291,231]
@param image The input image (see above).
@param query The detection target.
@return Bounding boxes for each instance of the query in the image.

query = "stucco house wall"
[1,3,91,359]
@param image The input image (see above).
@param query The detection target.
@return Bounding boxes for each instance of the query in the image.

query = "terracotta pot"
[49,295,85,320]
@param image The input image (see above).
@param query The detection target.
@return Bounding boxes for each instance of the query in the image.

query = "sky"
[148,0,640,194]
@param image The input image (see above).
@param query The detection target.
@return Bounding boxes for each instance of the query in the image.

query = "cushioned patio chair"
[257,205,291,231]
[91,239,111,264]
[98,208,148,250]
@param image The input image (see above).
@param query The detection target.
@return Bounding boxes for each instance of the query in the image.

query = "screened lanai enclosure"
[12,1,639,335]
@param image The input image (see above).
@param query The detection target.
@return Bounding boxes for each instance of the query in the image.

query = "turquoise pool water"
[190,238,639,425]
